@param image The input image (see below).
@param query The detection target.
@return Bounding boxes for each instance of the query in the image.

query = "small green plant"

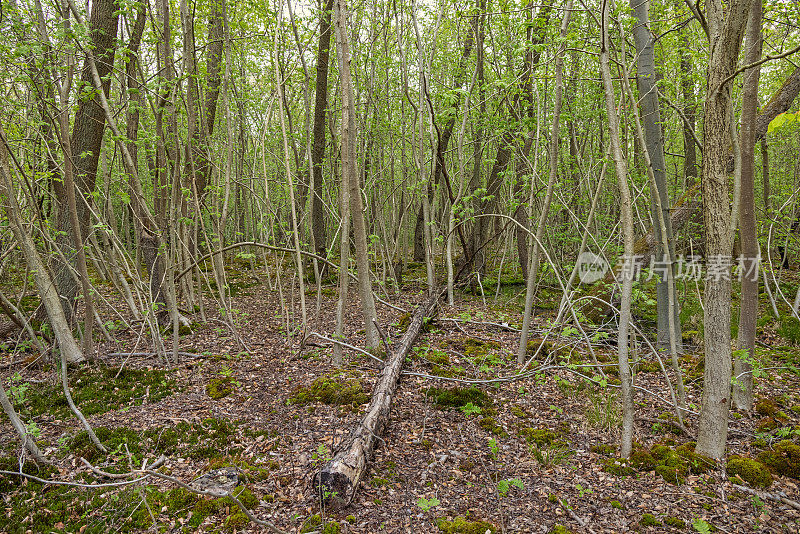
[460,402,482,417]
[415,496,440,512]
[692,518,711,533]
[9,373,30,406]
[497,477,524,497]
[488,438,499,459]
[575,483,593,498]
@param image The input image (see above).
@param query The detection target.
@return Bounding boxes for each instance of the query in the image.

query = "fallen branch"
[313,290,442,509]
[732,483,800,511]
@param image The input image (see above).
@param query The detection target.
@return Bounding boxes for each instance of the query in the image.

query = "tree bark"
[629,0,681,351]
[313,291,441,508]
[599,0,635,459]
[311,0,334,266]
[334,0,378,349]
[734,0,763,412]
[52,0,119,323]
[696,0,753,460]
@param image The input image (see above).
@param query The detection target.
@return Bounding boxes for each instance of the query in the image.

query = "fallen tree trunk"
[313,290,442,509]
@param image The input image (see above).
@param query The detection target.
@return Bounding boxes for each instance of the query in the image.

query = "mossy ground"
[601,442,714,484]
[758,440,800,479]
[436,515,498,534]
[68,418,246,463]
[425,386,492,409]
[13,364,178,420]
[726,456,773,488]
[289,372,369,407]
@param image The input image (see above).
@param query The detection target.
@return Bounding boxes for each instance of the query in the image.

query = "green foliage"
[496,477,523,497]
[299,514,340,533]
[726,456,772,488]
[778,315,800,344]
[692,518,712,533]
[416,496,440,512]
[664,516,687,529]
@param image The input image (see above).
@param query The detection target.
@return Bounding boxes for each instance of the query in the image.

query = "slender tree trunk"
[681,33,698,186]
[52,0,119,323]
[334,0,378,349]
[762,137,770,215]
[600,0,635,458]
[735,0,763,412]
[311,0,334,267]
[0,125,84,365]
[629,0,681,351]
[517,0,572,365]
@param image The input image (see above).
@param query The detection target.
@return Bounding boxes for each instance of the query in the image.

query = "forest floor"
[3,260,800,533]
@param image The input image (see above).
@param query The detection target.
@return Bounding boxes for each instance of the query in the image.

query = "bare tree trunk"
[517,0,572,365]
[334,0,378,349]
[696,0,753,460]
[762,137,770,215]
[314,291,440,508]
[311,0,334,267]
[52,0,119,324]
[681,33,698,186]
[629,0,681,351]
[600,0,634,458]
[735,0,763,412]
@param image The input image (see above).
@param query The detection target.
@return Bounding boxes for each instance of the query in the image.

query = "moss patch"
[601,443,713,484]
[426,386,491,409]
[13,365,178,420]
[640,513,661,527]
[207,377,236,399]
[478,416,508,437]
[290,373,369,407]
[755,397,779,416]
[68,418,242,463]
[300,514,341,534]
[726,456,772,488]
[436,516,498,534]
[758,440,800,479]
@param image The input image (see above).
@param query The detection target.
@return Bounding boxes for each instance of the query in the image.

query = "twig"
[308,332,385,364]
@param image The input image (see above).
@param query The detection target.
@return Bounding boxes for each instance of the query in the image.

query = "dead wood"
[312,290,442,509]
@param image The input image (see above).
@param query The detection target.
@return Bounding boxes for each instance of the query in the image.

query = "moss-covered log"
[312,291,441,509]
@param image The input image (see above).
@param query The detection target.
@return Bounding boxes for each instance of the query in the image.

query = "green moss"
[758,440,800,479]
[290,374,369,406]
[300,514,322,533]
[591,444,616,456]
[610,500,623,509]
[462,338,501,357]
[436,516,498,534]
[416,346,450,365]
[520,427,561,447]
[478,417,507,437]
[726,456,772,488]
[755,398,779,416]
[207,377,236,399]
[629,447,657,471]
[756,417,779,432]
[526,339,552,358]
[15,365,178,420]
[548,493,559,503]
[637,360,661,373]
[426,386,491,409]
[664,516,686,529]
[601,458,637,477]
[640,513,661,527]
[346,515,356,524]
[224,512,250,531]
[548,525,573,534]
[510,406,531,419]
